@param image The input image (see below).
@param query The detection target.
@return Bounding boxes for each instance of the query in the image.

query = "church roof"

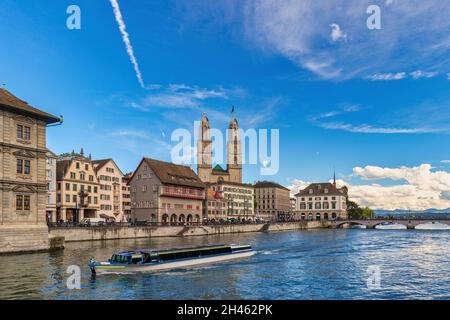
[212,164,227,173]
[0,88,61,124]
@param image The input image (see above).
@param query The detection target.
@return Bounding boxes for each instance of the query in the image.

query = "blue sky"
[2,0,450,209]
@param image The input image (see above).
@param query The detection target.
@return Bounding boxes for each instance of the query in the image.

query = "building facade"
[92,159,125,222]
[207,181,255,222]
[46,149,58,223]
[122,173,132,221]
[294,180,348,221]
[204,185,229,222]
[254,181,291,221]
[0,88,61,253]
[56,150,100,222]
[197,113,242,184]
[130,158,205,224]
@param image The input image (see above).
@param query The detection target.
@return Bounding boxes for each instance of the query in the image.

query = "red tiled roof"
[0,89,61,124]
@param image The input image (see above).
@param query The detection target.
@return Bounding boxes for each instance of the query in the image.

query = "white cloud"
[289,164,450,210]
[109,0,145,88]
[369,72,407,81]
[181,0,450,80]
[316,122,437,134]
[440,160,450,163]
[330,23,347,42]
[409,70,438,79]
[109,129,150,139]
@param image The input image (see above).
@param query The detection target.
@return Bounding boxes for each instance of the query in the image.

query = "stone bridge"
[330,219,450,230]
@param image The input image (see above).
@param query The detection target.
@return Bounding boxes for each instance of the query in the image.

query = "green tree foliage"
[346,199,375,219]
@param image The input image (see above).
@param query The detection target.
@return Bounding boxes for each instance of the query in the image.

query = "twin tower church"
[197,112,243,184]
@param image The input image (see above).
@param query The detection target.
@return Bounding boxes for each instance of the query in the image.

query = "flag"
[231,105,235,113]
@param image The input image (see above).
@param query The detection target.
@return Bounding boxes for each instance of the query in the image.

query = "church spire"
[333,168,336,186]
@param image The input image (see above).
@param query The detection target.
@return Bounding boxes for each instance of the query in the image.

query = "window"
[16,159,23,174]
[16,159,30,174]
[24,160,30,174]
[65,183,70,190]
[76,162,80,169]
[85,164,88,170]
[65,195,70,202]
[80,173,85,180]
[73,195,77,203]
[16,195,23,210]
[16,125,31,141]
[142,185,147,192]
[70,172,76,179]
[73,184,77,191]
[89,175,94,182]
[16,125,23,139]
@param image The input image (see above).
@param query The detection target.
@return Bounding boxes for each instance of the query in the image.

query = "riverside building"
[294,177,348,220]
[0,88,61,253]
[254,181,291,221]
[56,149,100,222]
[129,158,205,224]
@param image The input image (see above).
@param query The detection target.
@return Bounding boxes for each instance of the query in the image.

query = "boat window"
[131,257,143,264]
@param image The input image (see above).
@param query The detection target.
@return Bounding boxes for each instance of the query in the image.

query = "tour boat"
[88,244,254,274]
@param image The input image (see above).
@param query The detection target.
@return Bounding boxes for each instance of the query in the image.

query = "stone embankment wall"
[49,221,329,242]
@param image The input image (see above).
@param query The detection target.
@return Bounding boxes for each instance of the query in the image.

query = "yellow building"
[56,149,100,222]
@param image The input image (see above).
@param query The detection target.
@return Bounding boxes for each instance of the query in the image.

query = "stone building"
[46,149,58,223]
[56,150,100,222]
[294,178,348,221]
[208,180,255,222]
[0,88,61,253]
[197,113,242,184]
[254,181,291,221]
[92,158,124,222]
[121,173,132,221]
[130,158,205,224]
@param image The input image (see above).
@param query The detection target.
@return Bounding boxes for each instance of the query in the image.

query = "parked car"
[80,218,106,226]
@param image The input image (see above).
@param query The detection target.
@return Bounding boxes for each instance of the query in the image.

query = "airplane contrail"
[109,0,145,88]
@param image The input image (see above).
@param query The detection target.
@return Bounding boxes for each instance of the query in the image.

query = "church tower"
[197,113,212,183]
[227,112,242,183]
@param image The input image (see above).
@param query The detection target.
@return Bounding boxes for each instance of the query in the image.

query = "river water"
[1,228,450,300]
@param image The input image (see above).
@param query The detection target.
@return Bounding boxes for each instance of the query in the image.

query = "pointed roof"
[294,182,346,197]
[92,158,124,176]
[132,158,205,188]
[0,88,61,124]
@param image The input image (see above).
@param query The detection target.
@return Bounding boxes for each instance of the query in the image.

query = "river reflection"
[1,229,450,299]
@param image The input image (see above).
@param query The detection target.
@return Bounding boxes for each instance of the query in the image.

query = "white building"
[208,181,255,222]
[46,149,58,222]
[294,180,348,221]
[92,159,125,222]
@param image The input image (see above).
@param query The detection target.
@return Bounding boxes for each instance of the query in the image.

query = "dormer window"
[309,189,313,194]
[324,188,328,194]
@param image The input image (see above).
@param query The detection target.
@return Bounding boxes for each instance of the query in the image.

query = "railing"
[47,219,312,228]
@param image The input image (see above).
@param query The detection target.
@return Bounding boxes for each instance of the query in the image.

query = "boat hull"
[93,250,254,274]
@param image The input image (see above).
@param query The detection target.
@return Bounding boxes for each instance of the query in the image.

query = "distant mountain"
[375,208,450,218]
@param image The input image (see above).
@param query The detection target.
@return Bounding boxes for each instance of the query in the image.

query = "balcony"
[160,185,205,200]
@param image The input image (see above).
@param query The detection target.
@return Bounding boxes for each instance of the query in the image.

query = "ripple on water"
[2,229,450,299]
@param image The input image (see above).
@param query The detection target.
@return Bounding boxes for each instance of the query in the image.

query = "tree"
[346,198,374,219]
